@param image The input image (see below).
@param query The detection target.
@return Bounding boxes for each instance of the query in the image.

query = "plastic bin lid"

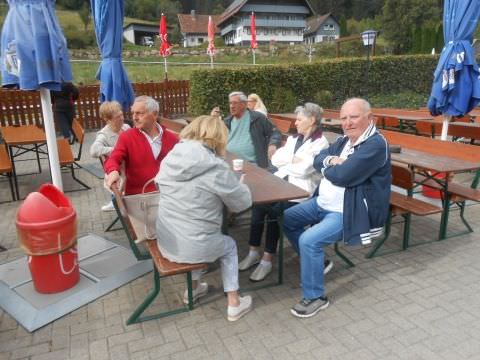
[16,184,74,223]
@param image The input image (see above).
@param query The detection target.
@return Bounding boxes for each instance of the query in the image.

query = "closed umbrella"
[207,16,216,68]
[250,12,258,65]
[159,14,172,79]
[90,0,134,110]
[427,0,480,140]
[1,0,73,190]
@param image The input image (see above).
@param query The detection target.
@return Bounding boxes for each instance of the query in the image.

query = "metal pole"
[39,88,63,191]
[253,49,256,65]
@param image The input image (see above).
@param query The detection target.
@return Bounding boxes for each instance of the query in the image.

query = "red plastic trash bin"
[16,184,79,294]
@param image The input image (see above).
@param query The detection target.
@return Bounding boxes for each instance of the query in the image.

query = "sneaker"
[227,295,253,321]
[183,282,208,305]
[324,260,333,275]
[290,296,329,318]
[249,262,272,282]
[238,253,261,271]
[101,201,115,212]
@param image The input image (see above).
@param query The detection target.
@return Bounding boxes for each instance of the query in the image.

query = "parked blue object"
[0,0,72,90]
[427,0,480,117]
[91,0,135,110]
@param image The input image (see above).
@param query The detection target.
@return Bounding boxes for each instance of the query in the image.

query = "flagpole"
[164,57,168,80]
[210,54,214,68]
[252,49,256,65]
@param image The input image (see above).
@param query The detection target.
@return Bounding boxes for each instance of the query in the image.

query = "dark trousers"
[56,109,74,139]
[249,201,295,254]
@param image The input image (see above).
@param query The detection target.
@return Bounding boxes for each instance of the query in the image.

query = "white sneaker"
[101,201,115,212]
[249,262,272,282]
[227,295,253,321]
[238,253,261,271]
[183,282,208,304]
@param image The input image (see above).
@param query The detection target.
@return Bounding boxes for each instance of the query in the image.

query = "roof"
[177,14,220,34]
[123,22,159,30]
[217,0,316,26]
[304,13,337,35]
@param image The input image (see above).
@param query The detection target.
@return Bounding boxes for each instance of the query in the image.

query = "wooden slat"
[390,191,442,216]
[144,240,207,276]
[0,144,13,173]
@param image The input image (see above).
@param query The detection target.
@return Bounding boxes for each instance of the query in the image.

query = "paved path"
[1,132,480,359]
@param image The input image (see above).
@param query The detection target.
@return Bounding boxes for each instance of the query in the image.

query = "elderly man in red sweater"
[104,95,179,195]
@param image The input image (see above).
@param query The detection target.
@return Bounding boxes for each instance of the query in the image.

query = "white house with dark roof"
[178,10,221,47]
[217,0,316,46]
[303,13,340,44]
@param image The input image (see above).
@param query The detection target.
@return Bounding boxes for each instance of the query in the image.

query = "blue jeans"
[283,197,343,299]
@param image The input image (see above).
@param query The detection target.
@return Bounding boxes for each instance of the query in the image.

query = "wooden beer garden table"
[0,125,47,199]
[382,130,480,240]
[225,152,309,288]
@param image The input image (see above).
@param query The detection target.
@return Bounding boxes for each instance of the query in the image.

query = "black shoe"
[291,296,329,318]
[324,260,333,275]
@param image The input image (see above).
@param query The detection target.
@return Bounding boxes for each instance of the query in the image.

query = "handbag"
[122,178,159,243]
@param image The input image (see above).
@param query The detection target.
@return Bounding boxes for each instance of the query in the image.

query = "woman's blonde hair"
[248,93,268,114]
[99,101,122,121]
[180,115,228,155]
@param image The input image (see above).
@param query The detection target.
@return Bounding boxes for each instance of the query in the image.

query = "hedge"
[188,54,438,115]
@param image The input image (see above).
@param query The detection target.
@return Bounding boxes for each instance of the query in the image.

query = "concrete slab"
[0,233,152,332]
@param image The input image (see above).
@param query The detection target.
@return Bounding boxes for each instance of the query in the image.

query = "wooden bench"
[0,144,16,202]
[57,119,90,191]
[367,164,442,258]
[159,117,187,134]
[111,186,207,325]
[415,173,480,236]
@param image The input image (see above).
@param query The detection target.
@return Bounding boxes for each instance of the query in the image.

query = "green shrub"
[64,27,96,49]
[189,55,438,115]
[270,87,297,113]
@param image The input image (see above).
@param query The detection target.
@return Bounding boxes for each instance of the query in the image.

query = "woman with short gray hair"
[239,102,330,282]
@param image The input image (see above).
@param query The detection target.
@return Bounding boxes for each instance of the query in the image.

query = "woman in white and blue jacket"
[283,98,391,318]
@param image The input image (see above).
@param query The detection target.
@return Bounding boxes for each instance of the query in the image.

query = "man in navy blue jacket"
[283,98,391,318]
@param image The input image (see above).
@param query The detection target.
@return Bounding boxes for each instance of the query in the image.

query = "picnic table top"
[225,152,308,204]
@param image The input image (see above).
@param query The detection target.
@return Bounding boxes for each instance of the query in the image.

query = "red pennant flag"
[207,16,216,55]
[159,13,172,57]
[250,12,258,49]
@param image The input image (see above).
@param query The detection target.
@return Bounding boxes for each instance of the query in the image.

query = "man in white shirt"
[283,98,391,318]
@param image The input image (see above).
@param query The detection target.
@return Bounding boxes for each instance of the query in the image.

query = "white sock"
[248,250,260,258]
[259,259,272,268]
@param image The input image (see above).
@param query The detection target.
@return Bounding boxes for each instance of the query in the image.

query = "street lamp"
[361,30,377,97]
[361,30,377,61]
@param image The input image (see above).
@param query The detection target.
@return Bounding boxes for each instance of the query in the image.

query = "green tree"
[57,0,85,10]
[78,2,91,31]
[435,23,444,53]
[411,26,422,54]
[381,0,441,54]
[339,16,349,37]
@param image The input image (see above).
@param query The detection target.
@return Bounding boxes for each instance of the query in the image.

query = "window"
[323,24,334,31]
[198,38,204,43]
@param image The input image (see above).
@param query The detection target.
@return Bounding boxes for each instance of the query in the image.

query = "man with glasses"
[213,91,281,169]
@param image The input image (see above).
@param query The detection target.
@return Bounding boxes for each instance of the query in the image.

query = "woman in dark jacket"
[52,82,79,141]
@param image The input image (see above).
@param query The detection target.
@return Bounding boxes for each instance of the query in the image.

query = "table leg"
[34,144,42,173]
[8,145,20,201]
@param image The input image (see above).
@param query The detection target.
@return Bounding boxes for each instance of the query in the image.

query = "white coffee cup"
[232,159,244,172]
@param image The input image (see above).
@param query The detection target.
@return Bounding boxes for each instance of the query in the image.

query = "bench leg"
[127,268,195,325]
[366,213,392,258]
[105,216,121,232]
[402,214,411,250]
[334,243,354,267]
[458,201,474,234]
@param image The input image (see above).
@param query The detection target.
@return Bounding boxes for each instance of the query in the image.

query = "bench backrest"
[270,116,292,134]
[391,164,414,191]
[159,117,186,134]
[381,129,480,163]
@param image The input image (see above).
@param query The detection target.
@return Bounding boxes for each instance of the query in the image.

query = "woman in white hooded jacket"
[239,103,330,282]
[155,115,253,322]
